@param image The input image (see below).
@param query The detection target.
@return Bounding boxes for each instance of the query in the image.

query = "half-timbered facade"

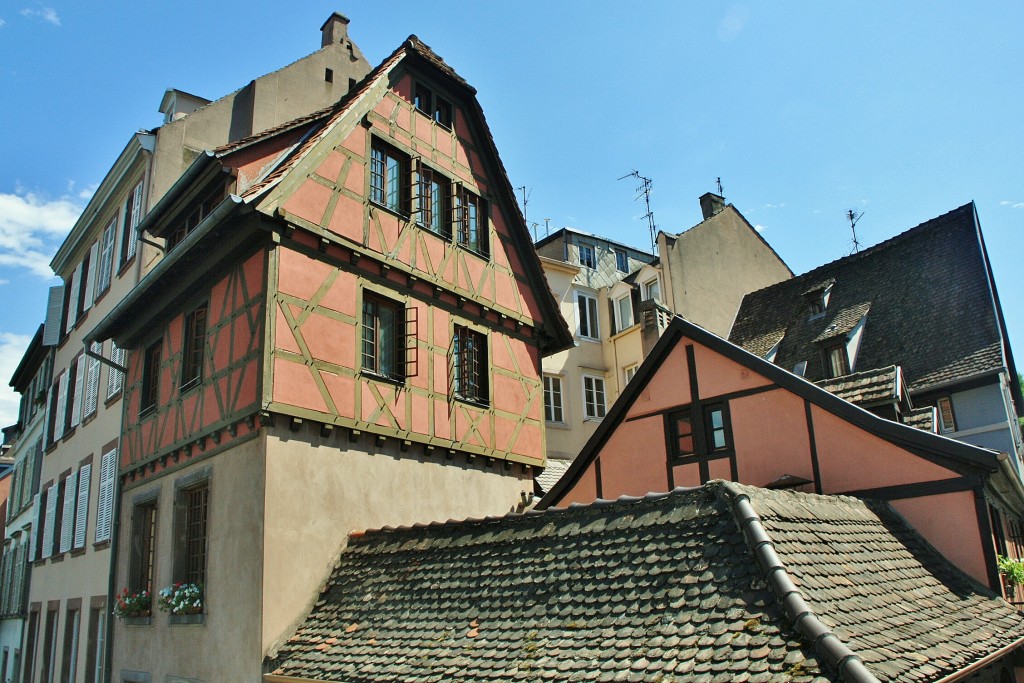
[88,36,571,682]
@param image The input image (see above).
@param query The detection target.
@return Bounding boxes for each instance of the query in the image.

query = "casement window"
[453,326,487,405]
[362,294,414,381]
[937,396,957,433]
[175,481,209,588]
[583,375,606,420]
[454,187,487,255]
[624,364,639,385]
[643,277,661,303]
[824,342,849,378]
[129,499,158,593]
[141,339,161,415]
[106,343,126,399]
[119,181,144,265]
[370,140,409,214]
[96,218,116,297]
[806,284,832,320]
[575,291,599,341]
[614,295,633,334]
[181,304,208,390]
[416,164,451,237]
[414,82,452,127]
[578,244,596,269]
[94,448,116,543]
[86,605,105,683]
[83,342,101,418]
[543,375,564,424]
[668,402,733,460]
[165,183,225,252]
[615,249,629,273]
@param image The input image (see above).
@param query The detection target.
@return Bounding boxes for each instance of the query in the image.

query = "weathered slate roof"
[533,457,572,496]
[266,481,1024,683]
[729,204,1008,394]
[903,406,937,432]
[814,365,900,407]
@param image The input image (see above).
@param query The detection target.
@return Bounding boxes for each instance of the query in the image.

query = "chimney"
[699,192,726,221]
[320,12,351,48]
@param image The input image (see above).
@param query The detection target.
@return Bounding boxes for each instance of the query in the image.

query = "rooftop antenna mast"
[846,209,864,254]
[716,176,725,198]
[619,170,658,254]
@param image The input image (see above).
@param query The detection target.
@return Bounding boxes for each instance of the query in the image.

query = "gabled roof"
[540,316,1005,509]
[729,203,1016,399]
[266,481,1024,683]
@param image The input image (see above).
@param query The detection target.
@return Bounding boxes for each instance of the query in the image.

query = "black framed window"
[454,188,487,255]
[370,140,409,214]
[668,402,732,460]
[141,339,161,415]
[175,483,209,587]
[453,326,487,405]
[824,342,849,378]
[417,165,450,237]
[181,303,208,390]
[129,500,157,593]
[362,295,402,380]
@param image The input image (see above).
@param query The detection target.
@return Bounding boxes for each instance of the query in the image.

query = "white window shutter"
[107,344,125,399]
[82,241,98,312]
[66,262,82,332]
[54,371,68,442]
[97,220,116,297]
[84,342,101,417]
[95,449,116,543]
[42,486,57,559]
[74,463,91,549]
[70,355,85,428]
[28,493,41,561]
[42,286,65,346]
[127,182,143,260]
[60,470,78,554]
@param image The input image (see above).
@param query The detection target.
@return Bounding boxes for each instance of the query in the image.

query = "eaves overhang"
[8,325,45,390]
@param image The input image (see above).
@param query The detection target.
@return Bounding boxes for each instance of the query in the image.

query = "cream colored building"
[537,194,793,471]
[20,14,372,683]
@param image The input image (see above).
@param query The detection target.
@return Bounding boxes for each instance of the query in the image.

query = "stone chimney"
[321,12,351,47]
[699,192,726,221]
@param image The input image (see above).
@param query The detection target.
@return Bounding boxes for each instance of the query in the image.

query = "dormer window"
[824,342,849,378]
[803,281,833,320]
[644,277,661,302]
[578,244,596,269]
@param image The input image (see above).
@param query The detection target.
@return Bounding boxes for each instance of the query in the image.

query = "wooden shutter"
[42,486,56,559]
[74,464,91,550]
[127,182,143,260]
[95,449,116,543]
[28,493,41,561]
[42,286,64,346]
[82,241,98,312]
[402,306,419,378]
[53,371,67,442]
[70,355,85,428]
[66,262,82,332]
[107,344,125,399]
[410,157,422,217]
[60,471,78,554]
[97,220,116,296]
[84,342,101,417]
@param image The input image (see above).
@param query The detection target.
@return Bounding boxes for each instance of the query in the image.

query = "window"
[370,140,409,214]
[614,295,633,333]
[362,295,405,381]
[175,482,209,588]
[578,244,596,269]
[453,326,487,404]
[58,470,77,554]
[165,183,225,252]
[120,181,144,265]
[94,449,116,543]
[543,375,564,423]
[40,608,57,683]
[624,365,639,385]
[576,292,599,340]
[141,340,161,415]
[454,187,487,255]
[434,97,453,127]
[937,396,957,433]
[414,82,452,127]
[416,165,450,237]
[615,249,629,273]
[107,343,126,399]
[85,606,105,683]
[414,83,433,115]
[792,361,807,377]
[806,284,832,320]
[83,341,101,418]
[824,342,848,378]
[643,277,661,302]
[583,375,606,420]
[668,402,732,460]
[60,608,80,683]
[181,304,208,390]
[129,499,157,594]
[96,218,116,296]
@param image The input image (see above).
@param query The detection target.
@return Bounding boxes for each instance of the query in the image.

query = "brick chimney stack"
[320,12,351,47]
[699,192,726,221]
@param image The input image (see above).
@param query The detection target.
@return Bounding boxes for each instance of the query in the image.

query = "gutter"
[85,194,244,344]
[930,634,1024,683]
[132,150,218,239]
[725,484,881,683]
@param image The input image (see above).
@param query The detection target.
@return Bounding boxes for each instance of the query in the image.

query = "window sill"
[416,223,453,242]
[455,242,489,261]
[92,540,111,551]
[180,377,203,395]
[369,200,410,222]
[578,336,601,344]
[139,405,157,420]
[124,615,151,626]
[94,286,111,305]
[104,391,122,408]
[583,416,605,423]
[169,613,205,625]
[61,427,77,442]
[545,421,570,431]
[360,370,406,387]
[70,547,87,558]
[454,395,490,409]
[117,255,136,278]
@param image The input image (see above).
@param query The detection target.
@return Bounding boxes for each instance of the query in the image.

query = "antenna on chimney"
[846,209,864,254]
[544,218,551,239]
[716,176,725,198]
[618,170,658,254]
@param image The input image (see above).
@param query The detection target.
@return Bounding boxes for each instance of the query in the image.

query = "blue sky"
[0,2,1022,425]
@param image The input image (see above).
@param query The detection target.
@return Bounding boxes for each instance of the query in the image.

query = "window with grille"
[176,483,209,588]
[129,500,157,593]
[362,294,416,381]
[453,326,487,405]
[454,187,487,255]
[370,140,409,214]
[544,375,564,423]
[583,375,606,420]
[181,304,208,390]
[416,165,450,237]
[141,339,161,415]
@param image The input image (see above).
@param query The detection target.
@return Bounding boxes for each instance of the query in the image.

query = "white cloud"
[717,4,751,42]
[754,224,766,233]
[763,203,786,209]
[20,6,59,25]
[0,188,84,277]
[1000,201,1024,209]
[0,332,33,428]
[0,18,7,28]
[0,280,9,286]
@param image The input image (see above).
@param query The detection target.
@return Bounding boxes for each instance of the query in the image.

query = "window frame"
[575,291,600,341]
[454,186,488,256]
[452,325,488,406]
[643,277,661,302]
[937,396,957,433]
[370,139,410,216]
[614,294,633,334]
[582,374,606,421]
[543,375,564,424]
[129,495,158,595]
[578,244,596,270]
[823,342,849,378]
[614,249,629,273]
[180,303,208,391]
[415,163,451,238]
[140,339,161,417]
[173,471,210,592]
[361,293,407,382]
[667,401,734,462]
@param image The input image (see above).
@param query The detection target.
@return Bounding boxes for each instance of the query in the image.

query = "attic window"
[804,283,833,320]
[937,396,957,433]
[578,244,596,269]
[414,82,452,128]
[792,361,807,377]
[824,342,849,378]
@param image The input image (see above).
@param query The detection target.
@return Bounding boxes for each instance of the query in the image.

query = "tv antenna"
[619,170,658,254]
[716,176,725,197]
[846,209,864,254]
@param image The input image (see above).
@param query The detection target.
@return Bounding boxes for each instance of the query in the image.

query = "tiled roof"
[533,457,571,496]
[815,365,899,407]
[729,204,1006,393]
[810,302,871,344]
[903,406,936,432]
[266,481,1024,682]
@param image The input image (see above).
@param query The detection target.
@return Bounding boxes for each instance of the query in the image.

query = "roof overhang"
[8,325,45,391]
